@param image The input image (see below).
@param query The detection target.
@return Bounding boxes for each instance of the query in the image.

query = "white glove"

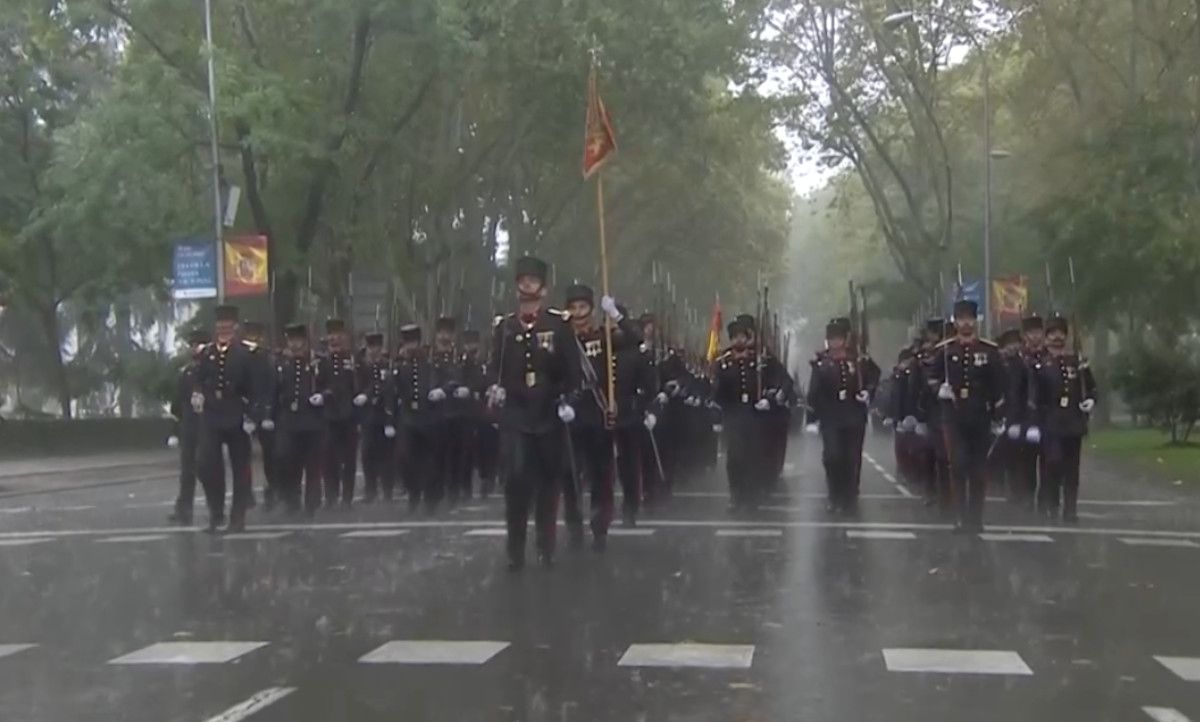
[190,392,204,413]
[384,425,396,439]
[644,413,657,431]
[600,295,622,321]
[883,417,895,428]
[712,424,723,433]
[1079,398,1095,414]
[454,386,471,400]
[754,398,771,411]
[261,418,275,432]
[685,396,699,407]
[557,404,576,424]
[991,422,1005,436]
[486,385,506,406]
[775,390,788,406]
[915,422,929,437]
[855,390,870,404]
[938,382,954,401]
[655,392,669,405]
[309,393,325,407]
[1025,426,1042,444]
[242,419,257,435]
[428,388,447,403]
[804,423,820,435]
[900,416,918,432]
[1006,424,1021,441]
[353,393,368,407]
[166,435,180,449]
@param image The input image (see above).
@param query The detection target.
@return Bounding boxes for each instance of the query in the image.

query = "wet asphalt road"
[0,432,1197,722]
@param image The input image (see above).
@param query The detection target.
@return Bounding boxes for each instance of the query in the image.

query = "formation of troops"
[167,257,1098,569]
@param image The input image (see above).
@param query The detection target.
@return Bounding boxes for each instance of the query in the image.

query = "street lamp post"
[883,10,1008,336]
[204,0,225,304]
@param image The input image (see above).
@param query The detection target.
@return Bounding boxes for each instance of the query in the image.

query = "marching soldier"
[1031,314,1097,522]
[240,320,276,509]
[883,347,917,488]
[1014,312,1048,506]
[194,305,260,532]
[394,324,438,513]
[805,318,880,515]
[270,323,326,515]
[712,316,789,511]
[487,256,579,570]
[317,318,364,507]
[430,317,473,506]
[914,318,953,509]
[928,299,1007,532]
[636,312,666,503]
[461,329,498,498]
[167,329,209,526]
[994,327,1028,505]
[358,332,397,503]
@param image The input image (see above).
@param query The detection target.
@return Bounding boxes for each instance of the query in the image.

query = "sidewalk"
[0,450,174,479]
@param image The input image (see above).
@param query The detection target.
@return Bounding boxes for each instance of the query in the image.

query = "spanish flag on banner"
[582,62,617,179]
[991,274,1028,330]
[224,234,269,297]
[705,295,723,363]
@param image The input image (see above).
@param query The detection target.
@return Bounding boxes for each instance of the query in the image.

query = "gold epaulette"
[977,338,998,348]
[934,338,954,349]
[547,307,571,321]
[241,339,260,352]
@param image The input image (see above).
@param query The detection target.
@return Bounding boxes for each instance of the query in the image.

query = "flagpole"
[597,172,616,418]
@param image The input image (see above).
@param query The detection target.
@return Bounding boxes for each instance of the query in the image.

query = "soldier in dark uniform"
[167,329,210,525]
[805,318,880,515]
[462,330,497,498]
[194,305,260,532]
[317,318,364,507]
[713,317,789,511]
[928,299,1007,532]
[883,347,917,487]
[635,312,666,504]
[430,316,472,506]
[240,320,276,510]
[1014,312,1048,505]
[358,332,397,503]
[487,256,579,570]
[1031,314,1097,522]
[994,327,1029,505]
[394,324,438,513]
[913,318,953,509]
[270,323,326,515]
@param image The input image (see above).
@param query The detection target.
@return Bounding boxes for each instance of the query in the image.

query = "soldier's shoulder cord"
[546,307,571,322]
[241,339,259,352]
[933,338,954,350]
[977,338,998,348]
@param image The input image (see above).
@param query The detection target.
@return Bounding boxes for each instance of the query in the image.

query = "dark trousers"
[1017,442,1041,508]
[948,420,992,527]
[1040,434,1082,518]
[256,428,277,504]
[476,421,500,497]
[723,413,763,507]
[562,424,616,537]
[174,426,200,518]
[198,426,252,523]
[768,411,790,484]
[323,420,358,504]
[360,424,396,501]
[442,417,475,502]
[400,425,439,510]
[503,429,562,561]
[820,423,865,510]
[278,428,324,512]
[614,425,645,519]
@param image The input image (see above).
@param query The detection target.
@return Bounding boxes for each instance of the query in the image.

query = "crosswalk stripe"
[1120,538,1199,548]
[359,640,509,665]
[96,535,170,544]
[1144,708,1192,722]
[978,533,1054,543]
[202,687,296,722]
[108,641,269,665]
[0,644,36,659]
[340,530,411,538]
[618,643,755,669]
[1155,656,1200,681]
[846,530,917,540]
[716,529,783,538]
[0,538,54,547]
[882,648,1033,675]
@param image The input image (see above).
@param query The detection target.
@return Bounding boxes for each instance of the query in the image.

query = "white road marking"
[882,648,1033,675]
[220,532,292,541]
[608,528,656,537]
[618,643,755,669]
[463,528,507,537]
[124,501,176,509]
[50,505,96,512]
[1119,538,1199,549]
[0,644,36,659]
[1155,656,1200,681]
[0,507,33,514]
[108,641,269,665]
[201,687,296,722]
[359,640,509,665]
[978,533,1055,543]
[0,538,54,547]
[96,535,170,544]
[1144,708,1192,722]
[716,529,783,538]
[340,530,411,538]
[862,453,915,497]
[846,530,917,540]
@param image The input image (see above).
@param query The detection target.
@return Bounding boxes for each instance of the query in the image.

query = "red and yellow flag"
[705,295,723,362]
[224,234,269,297]
[582,63,617,179]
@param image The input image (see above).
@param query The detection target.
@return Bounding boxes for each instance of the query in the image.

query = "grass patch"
[1088,426,1200,484]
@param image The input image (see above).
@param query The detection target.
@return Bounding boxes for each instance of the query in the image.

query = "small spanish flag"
[224,234,269,297]
[582,62,617,179]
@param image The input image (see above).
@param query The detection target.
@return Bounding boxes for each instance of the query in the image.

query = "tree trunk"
[40,304,71,419]
[115,299,133,418]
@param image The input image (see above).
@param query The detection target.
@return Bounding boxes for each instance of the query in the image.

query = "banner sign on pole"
[171,238,218,300]
[991,275,1029,330]
[224,234,269,297]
